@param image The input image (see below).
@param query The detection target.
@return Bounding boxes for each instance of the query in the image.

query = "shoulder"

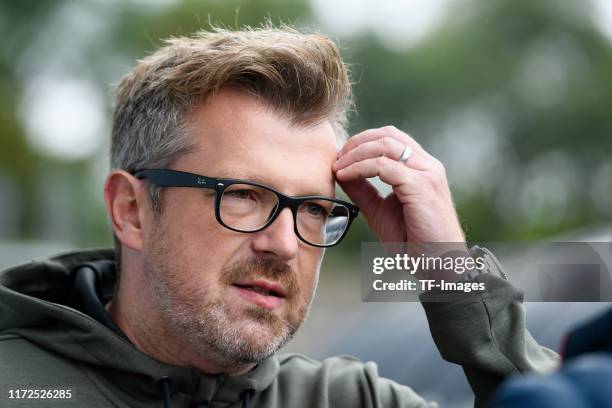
[491,353,612,407]
[277,353,383,383]
[275,353,434,407]
[0,334,101,407]
[0,334,84,384]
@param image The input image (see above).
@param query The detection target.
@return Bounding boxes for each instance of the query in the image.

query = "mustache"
[220,256,299,298]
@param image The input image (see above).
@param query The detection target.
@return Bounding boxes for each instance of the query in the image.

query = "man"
[0,26,558,407]
[489,307,612,407]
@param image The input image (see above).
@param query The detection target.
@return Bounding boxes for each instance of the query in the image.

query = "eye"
[227,189,254,200]
[306,203,327,217]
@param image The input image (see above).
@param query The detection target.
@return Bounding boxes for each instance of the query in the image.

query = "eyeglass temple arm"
[133,169,214,188]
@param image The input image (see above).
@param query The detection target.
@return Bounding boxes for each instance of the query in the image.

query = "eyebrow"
[213,168,335,197]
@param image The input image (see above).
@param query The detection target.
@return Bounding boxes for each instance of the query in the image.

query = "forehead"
[179,89,338,197]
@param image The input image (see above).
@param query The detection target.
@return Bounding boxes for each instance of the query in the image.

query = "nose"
[250,207,299,260]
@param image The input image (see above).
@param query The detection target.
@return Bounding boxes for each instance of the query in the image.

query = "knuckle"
[381,136,394,154]
[361,128,378,139]
[382,125,399,134]
[375,155,388,169]
[434,158,446,174]
[425,170,445,188]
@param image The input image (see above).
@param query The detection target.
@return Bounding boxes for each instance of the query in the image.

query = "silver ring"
[398,146,413,164]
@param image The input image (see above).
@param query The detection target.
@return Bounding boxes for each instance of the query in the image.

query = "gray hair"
[111,25,352,205]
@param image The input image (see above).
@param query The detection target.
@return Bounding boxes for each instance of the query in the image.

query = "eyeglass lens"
[219,183,350,246]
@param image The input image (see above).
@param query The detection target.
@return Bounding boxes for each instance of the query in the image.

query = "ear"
[104,170,150,252]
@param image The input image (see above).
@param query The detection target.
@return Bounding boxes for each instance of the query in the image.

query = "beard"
[143,239,313,368]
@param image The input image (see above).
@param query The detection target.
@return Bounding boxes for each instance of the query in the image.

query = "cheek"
[149,197,218,274]
[158,192,256,282]
[296,251,323,301]
[162,192,225,251]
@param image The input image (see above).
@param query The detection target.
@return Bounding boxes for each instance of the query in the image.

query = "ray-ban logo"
[197,177,206,185]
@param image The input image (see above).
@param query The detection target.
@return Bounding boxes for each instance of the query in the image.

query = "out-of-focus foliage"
[0,0,610,253]
[347,0,612,243]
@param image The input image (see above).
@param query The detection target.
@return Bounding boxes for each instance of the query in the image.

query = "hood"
[0,248,279,407]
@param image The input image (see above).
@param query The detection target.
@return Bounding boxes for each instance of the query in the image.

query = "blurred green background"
[1,0,611,261]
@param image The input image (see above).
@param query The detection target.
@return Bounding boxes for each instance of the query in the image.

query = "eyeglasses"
[134,169,359,248]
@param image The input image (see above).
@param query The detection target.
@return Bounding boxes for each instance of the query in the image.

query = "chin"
[237,311,290,342]
[217,319,293,365]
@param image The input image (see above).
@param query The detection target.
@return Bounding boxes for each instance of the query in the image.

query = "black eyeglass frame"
[133,169,360,248]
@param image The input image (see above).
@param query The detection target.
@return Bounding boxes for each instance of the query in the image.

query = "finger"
[333,137,431,172]
[338,126,430,159]
[337,126,442,173]
[335,156,422,191]
[336,178,383,217]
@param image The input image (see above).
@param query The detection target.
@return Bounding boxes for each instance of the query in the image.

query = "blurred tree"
[344,0,612,244]
[0,0,610,252]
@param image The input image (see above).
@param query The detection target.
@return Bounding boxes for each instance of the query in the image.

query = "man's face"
[141,89,338,368]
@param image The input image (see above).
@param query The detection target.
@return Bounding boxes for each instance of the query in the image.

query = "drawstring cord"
[160,376,254,408]
[241,388,255,408]
[161,377,172,408]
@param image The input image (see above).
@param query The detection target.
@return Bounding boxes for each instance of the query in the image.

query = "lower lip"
[232,285,285,309]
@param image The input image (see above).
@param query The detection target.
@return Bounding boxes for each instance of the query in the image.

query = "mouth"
[232,279,286,309]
